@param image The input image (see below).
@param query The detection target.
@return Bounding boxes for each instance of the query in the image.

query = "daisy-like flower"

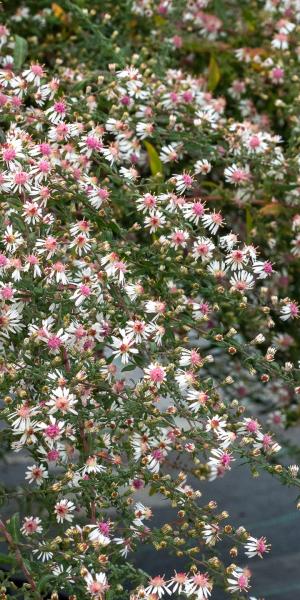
[244,535,271,558]
[32,543,53,562]
[206,414,227,432]
[25,464,48,486]
[224,164,251,185]
[144,210,166,232]
[187,389,209,412]
[21,516,43,536]
[144,363,167,387]
[252,260,274,279]
[207,260,228,279]
[85,572,110,598]
[88,520,111,545]
[169,228,189,249]
[226,248,247,270]
[230,270,254,291]
[82,455,107,476]
[227,568,251,594]
[39,415,65,442]
[136,192,158,213]
[46,387,77,415]
[168,572,189,594]
[145,575,172,598]
[280,301,299,321]
[45,99,68,124]
[192,236,215,261]
[202,211,224,234]
[159,143,182,163]
[146,448,167,473]
[254,431,281,454]
[23,63,45,86]
[2,225,24,253]
[179,348,203,368]
[70,283,93,306]
[185,571,212,598]
[111,329,138,364]
[54,498,75,523]
[174,172,195,194]
[208,448,235,471]
[125,319,148,343]
[194,159,212,175]
[183,200,206,225]
[202,523,221,546]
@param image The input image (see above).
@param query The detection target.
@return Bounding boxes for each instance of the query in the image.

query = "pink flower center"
[47,335,62,349]
[44,424,61,438]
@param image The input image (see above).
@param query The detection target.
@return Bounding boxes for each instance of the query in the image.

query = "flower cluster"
[0,1,300,599]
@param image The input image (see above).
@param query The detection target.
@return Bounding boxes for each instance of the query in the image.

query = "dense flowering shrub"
[0,1,300,599]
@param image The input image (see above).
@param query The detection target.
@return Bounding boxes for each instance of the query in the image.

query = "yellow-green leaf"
[207,55,220,92]
[13,36,28,70]
[144,141,163,177]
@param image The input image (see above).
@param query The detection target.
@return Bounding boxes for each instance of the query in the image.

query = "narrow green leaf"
[6,512,21,543]
[246,206,253,243]
[37,574,55,592]
[13,35,28,70]
[144,141,163,177]
[207,55,220,92]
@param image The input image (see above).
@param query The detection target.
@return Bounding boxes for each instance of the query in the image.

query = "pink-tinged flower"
[136,192,158,213]
[254,432,281,454]
[271,33,289,50]
[206,414,227,432]
[25,464,48,486]
[79,131,103,156]
[144,210,166,232]
[54,498,75,523]
[201,210,224,234]
[280,301,299,321]
[244,536,271,558]
[270,66,284,83]
[159,143,181,163]
[88,520,111,545]
[192,236,215,261]
[39,416,64,441]
[111,329,138,364]
[147,448,167,473]
[168,571,188,594]
[226,249,247,270]
[208,448,235,470]
[144,363,167,387]
[224,164,251,185]
[179,348,203,368]
[187,390,209,413]
[36,235,58,259]
[2,225,23,253]
[253,260,274,279]
[194,159,212,174]
[23,63,45,86]
[145,575,172,598]
[186,571,212,598]
[21,516,43,536]
[169,228,189,249]
[230,270,254,291]
[85,572,110,598]
[227,568,251,593]
[46,387,77,415]
[238,417,261,436]
[45,99,68,123]
[174,172,195,194]
[82,455,107,476]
